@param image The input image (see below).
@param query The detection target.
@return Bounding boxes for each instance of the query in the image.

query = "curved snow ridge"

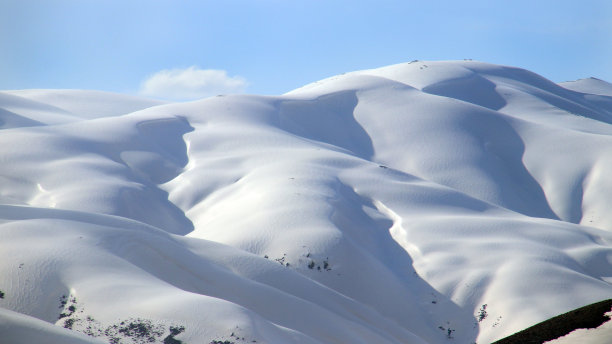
[560,77,612,97]
[2,61,612,344]
[0,92,78,127]
[4,89,166,120]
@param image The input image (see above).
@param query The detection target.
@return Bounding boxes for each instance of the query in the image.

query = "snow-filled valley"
[2,60,612,344]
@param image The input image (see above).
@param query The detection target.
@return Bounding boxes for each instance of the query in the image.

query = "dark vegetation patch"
[209,327,258,344]
[492,299,612,344]
[477,304,488,323]
[263,248,335,274]
[64,318,76,330]
[306,257,331,272]
[105,318,166,344]
[437,324,455,339]
[274,254,290,267]
[59,294,79,320]
[163,325,185,344]
[58,294,186,343]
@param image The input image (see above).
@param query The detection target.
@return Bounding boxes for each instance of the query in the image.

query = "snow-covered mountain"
[2,60,612,344]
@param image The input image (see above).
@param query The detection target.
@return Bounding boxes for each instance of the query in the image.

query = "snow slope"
[2,60,612,344]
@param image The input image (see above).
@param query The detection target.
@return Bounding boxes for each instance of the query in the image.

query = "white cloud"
[139,66,248,101]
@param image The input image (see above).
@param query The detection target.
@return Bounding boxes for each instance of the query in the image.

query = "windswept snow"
[2,61,612,344]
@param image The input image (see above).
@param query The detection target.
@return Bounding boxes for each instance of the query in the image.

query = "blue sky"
[1,0,610,100]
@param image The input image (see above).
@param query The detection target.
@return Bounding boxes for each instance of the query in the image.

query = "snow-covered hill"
[2,60,612,344]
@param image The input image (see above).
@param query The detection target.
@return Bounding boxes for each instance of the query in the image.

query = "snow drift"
[1,60,612,344]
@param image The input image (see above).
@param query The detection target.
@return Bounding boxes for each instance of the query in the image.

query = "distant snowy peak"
[287,60,612,129]
[288,60,612,99]
[560,77,612,97]
[288,60,562,96]
[0,89,165,127]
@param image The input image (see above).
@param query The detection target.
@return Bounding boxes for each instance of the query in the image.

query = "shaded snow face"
[2,61,612,344]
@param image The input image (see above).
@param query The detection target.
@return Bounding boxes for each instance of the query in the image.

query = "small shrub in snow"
[438,323,455,339]
[56,295,186,344]
[58,294,78,319]
[492,316,502,327]
[477,304,488,322]
[64,318,77,330]
[301,251,332,272]
[105,318,166,344]
[162,326,185,343]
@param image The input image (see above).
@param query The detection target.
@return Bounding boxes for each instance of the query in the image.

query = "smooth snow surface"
[2,60,612,344]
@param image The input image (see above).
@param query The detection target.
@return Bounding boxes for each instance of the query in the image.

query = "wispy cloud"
[139,66,248,101]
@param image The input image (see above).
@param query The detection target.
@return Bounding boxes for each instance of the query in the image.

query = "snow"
[560,78,612,97]
[1,60,612,344]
